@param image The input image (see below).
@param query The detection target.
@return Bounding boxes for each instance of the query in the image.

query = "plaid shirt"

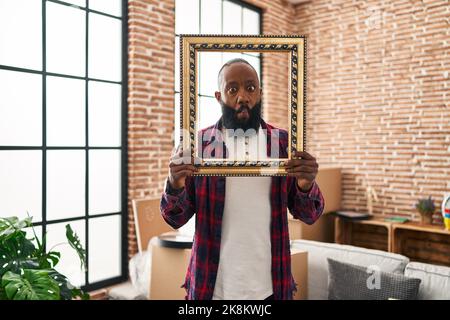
[160,119,324,300]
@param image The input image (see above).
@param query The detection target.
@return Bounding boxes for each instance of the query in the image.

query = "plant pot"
[419,213,433,225]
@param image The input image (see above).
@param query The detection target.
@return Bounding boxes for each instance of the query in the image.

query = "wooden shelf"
[392,222,450,235]
[334,216,450,267]
[335,217,392,252]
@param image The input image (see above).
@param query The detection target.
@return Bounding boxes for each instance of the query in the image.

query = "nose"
[236,92,250,107]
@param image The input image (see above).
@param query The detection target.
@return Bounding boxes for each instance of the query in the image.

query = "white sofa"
[291,239,450,300]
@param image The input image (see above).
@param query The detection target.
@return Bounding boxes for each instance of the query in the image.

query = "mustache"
[236,104,250,113]
[220,100,262,131]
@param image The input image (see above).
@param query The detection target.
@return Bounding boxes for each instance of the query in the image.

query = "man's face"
[215,62,262,131]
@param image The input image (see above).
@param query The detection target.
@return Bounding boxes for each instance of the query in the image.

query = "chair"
[132,198,174,252]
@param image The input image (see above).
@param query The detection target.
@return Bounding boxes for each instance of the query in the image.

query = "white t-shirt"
[212,126,273,300]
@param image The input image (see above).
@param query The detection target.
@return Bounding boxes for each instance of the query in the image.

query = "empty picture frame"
[179,35,307,176]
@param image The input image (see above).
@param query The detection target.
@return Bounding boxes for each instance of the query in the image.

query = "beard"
[220,100,262,132]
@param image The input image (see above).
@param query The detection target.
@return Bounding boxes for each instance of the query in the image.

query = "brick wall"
[128,0,175,257]
[294,0,450,223]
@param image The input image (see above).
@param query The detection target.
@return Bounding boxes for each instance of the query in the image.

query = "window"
[174,0,262,234]
[0,0,127,291]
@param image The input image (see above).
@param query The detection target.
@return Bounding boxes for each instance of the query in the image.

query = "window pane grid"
[0,65,123,84]
[47,0,122,19]
[0,0,126,291]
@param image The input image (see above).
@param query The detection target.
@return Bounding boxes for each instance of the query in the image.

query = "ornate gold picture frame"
[179,35,307,176]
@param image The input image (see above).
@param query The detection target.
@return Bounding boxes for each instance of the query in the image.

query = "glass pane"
[88,215,121,283]
[46,76,85,146]
[46,150,85,221]
[0,0,42,70]
[222,52,243,65]
[0,70,42,146]
[243,8,260,35]
[223,1,242,34]
[243,54,261,80]
[60,0,86,7]
[89,0,121,17]
[198,96,221,131]
[88,81,121,147]
[174,92,180,147]
[175,36,180,92]
[24,225,42,249]
[46,2,86,77]
[89,13,122,82]
[89,150,121,215]
[46,220,85,287]
[199,52,222,97]
[0,151,42,222]
[175,0,199,34]
[200,0,221,34]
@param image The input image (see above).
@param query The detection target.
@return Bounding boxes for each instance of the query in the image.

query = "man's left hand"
[285,151,319,192]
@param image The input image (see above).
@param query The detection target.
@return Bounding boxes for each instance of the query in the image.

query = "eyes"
[227,84,256,95]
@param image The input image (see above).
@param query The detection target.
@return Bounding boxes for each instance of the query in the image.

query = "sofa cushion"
[404,262,450,300]
[290,240,410,300]
[327,258,421,300]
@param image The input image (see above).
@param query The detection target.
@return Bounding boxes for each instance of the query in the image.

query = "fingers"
[285,166,317,173]
[171,169,197,179]
[170,164,197,173]
[285,159,318,168]
[285,150,318,179]
[292,151,315,159]
[286,172,316,181]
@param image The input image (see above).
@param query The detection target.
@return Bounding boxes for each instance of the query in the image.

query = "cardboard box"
[149,244,191,300]
[149,243,308,300]
[291,249,308,300]
[315,167,341,214]
[288,167,341,242]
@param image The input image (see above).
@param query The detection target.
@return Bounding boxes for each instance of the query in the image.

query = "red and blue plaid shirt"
[160,119,324,300]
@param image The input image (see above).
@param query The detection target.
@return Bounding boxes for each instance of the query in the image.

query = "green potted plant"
[415,196,436,225]
[0,216,89,300]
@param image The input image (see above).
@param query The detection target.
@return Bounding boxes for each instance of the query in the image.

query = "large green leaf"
[37,251,61,269]
[65,225,86,269]
[0,286,7,300]
[71,288,90,300]
[0,234,37,277]
[0,217,88,300]
[46,270,89,300]
[0,217,32,241]
[47,270,72,300]
[2,270,60,300]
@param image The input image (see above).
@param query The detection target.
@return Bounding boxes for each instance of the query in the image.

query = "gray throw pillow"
[327,258,421,300]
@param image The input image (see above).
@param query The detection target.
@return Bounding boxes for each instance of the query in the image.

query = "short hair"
[217,58,259,90]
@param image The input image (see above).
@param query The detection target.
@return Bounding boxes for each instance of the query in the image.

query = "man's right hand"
[168,147,198,190]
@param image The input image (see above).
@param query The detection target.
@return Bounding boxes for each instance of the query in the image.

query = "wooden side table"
[334,216,393,252]
[334,216,450,267]
[392,222,450,267]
